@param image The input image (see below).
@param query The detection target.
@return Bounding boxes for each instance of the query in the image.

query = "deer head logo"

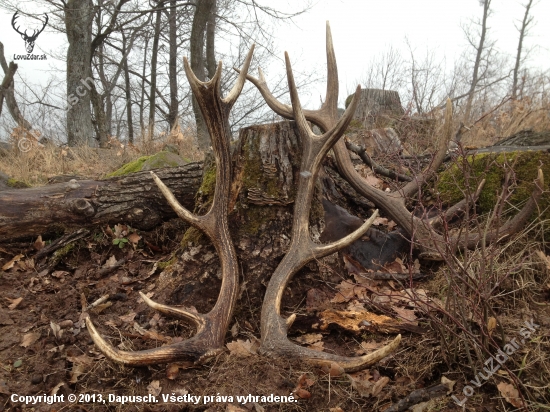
[11,12,48,54]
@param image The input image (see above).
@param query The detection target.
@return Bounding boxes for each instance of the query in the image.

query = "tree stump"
[346,88,404,129]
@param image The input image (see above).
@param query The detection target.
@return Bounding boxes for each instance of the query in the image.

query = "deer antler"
[240,22,544,260]
[258,52,401,373]
[85,45,255,366]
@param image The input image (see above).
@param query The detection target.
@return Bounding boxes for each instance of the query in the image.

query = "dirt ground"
[1,216,549,412]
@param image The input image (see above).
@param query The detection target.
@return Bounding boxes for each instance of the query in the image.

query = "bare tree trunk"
[206,2,217,79]
[139,37,149,139]
[148,1,163,141]
[122,34,134,144]
[512,0,534,100]
[0,43,32,131]
[464,0,491,122]
[65,0,94,146]
[190,0,217,150]
[167,0,178,131]
[89,84,109,147]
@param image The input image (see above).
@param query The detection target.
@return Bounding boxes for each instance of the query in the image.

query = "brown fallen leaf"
[320,362,344,377]
[69,364,87,384]
[103,255,117,268]
[293,373,314,399]
[34,235,45,251]
[356,340,385,355]
[20,332,41,348]
[392,306,418,324]
[166,362,194,380]
[50,321,63,339]
[348,370,374,397]
[2,254,23,271]
[331,281,367,303]
[133,322,172,343]
[7,297,23,310]
[487,317,497,336]
[226,339,259,357]
[294,333,323,345]
[128,233,141,245]
[147,380,162,397]
[497,382,524,408]
[119,312,137,323]
[0,380,10,395]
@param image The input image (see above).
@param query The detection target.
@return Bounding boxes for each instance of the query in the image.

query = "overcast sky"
[0,0,549,116]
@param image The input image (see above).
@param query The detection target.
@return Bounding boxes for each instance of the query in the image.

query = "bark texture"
[346,88,404,130]
[65,0,94,146]
[0,163,203,241]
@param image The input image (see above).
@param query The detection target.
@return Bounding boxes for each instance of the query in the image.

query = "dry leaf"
[69,364,86,384]
[104,255,117,268]
[34,236,45,251]
[50,321,63,339]
[331,281,367,303]
[329,408,344,412]
[295,333,323,345]
[0,380,10,395]
[147,380,162,397]
[119,312,137,323]
[128,233,141,244]
[441,376,455,393]
[133,322,171,342]
[487,317,497,336]
[67,354,93,365]
[392,306,418,324]
[308,340,325,352]
[20,332,40,348]
[348,370,374,397]
[166,362,193,379]
[2,254,23,271]
[497,382,524,408]
[371,376,390,396]
[226,339,259,357]
[356,340,385,355]
[7,297,23,310]
[50,382,64,396]
[226,405,248,412]
[294,388,311,399]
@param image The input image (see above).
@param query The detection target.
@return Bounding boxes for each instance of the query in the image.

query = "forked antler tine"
[400,98,453,199]
[87,47,254,367]
[223,45,255,108]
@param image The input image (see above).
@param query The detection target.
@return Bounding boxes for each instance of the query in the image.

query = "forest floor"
[1,187,549,412]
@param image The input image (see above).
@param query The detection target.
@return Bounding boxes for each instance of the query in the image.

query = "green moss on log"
[437,151,550,221]
[107,151,187,177]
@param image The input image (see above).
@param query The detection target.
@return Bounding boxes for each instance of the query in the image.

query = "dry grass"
[0,124,204,186]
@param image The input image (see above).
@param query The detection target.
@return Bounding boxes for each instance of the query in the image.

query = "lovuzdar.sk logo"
[11,11,48,60]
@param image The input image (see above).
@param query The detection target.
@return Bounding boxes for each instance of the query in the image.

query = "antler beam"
[241,22,543,260]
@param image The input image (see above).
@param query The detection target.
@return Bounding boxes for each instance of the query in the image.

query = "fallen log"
[0,162,203,242]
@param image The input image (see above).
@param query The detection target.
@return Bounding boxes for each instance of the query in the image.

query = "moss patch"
[6,178,30,188]
[107,151,187,177]
[437,151,550,221]
[107,156,150,177]
[180,227,205,248]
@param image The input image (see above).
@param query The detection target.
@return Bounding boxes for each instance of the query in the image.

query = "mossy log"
[437,150,550,221]
[0,163,203,241]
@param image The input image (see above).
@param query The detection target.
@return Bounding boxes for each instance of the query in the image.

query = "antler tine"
[87,46,255,366]
[321,21,339,120]
[223,45,255,108]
